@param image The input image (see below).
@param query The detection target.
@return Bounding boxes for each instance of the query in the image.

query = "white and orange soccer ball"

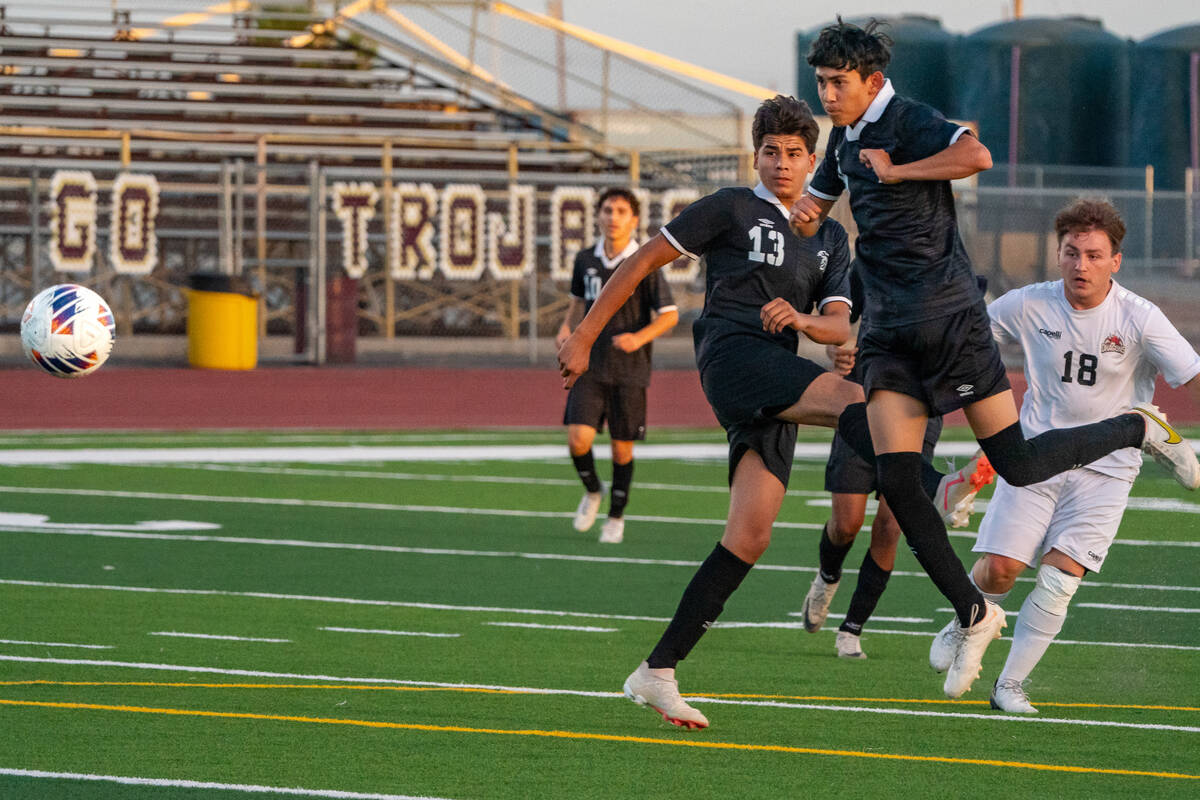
[20,283,115,378]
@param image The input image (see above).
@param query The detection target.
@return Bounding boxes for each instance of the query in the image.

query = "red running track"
[1,366,1196,430]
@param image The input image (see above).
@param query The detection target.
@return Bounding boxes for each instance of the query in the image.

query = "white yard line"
[4,519,1199,594]
[0,654,1195,734]
[1076,603,1200,613]
[148,632,291,643]
[0,639,111,650]
[4,579,1198,651]
[481,622,618,633]
[1,487,1196,549]
[0,769,456,799]
[0,442,1010,466]
[319,627,460,638]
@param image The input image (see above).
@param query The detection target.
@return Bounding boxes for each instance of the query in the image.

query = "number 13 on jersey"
[748,225,784,266]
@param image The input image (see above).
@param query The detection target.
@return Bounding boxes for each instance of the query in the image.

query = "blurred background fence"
[0,2,1197,367]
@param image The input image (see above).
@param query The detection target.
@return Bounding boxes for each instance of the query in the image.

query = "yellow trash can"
[186,273,258,370]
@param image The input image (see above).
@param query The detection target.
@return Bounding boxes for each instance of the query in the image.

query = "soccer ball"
[20,283,115,378]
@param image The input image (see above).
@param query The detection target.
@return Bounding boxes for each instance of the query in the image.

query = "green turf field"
[0,427,1197,799]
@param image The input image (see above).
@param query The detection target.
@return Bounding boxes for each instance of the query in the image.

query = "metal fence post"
[28,164,40,294]
[316,165,328,366]
[1187,167,1196,277]
[1144,165,1154,271]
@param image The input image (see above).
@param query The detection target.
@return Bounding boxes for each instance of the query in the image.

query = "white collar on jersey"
[845,78,895,142]
[592,237,639,269]
[752,182,791,218]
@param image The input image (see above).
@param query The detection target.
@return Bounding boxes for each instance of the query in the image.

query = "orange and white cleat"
[935,450,997,528]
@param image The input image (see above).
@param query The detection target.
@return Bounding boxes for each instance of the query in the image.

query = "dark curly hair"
[751,95,819,153]
[1054,197,1126,255]
[806,16,893,81]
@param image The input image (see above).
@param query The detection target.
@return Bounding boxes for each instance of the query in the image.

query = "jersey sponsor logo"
[1038,328,1062,340]
[817,250,829,271]
[956,384,975,397]
[1101,332,1126,356]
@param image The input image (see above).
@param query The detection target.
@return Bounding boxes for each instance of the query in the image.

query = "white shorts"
[973,468,1132,573]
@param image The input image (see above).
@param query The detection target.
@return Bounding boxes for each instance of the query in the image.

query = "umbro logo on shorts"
[956,384,975,397]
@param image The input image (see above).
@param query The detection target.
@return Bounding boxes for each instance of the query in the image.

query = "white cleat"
[622,661,709,730]
[990,678,1038,713]
[929,616,958,672]
[836,630,867,659]
[598,517,625,544]
[572,490,603,531]
[1131,403,1200,490]
[942,601,1007,699]
[800,574,839,633]
[934,450,998,528]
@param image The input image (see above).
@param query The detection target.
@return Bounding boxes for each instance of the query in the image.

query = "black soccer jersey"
[570,239,676,387]
[808,80,982,328]
[661,183,851,370]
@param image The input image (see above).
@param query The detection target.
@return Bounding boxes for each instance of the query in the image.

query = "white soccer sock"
[998,565,1081,684]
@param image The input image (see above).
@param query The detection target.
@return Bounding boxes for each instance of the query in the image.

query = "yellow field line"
[1,697,1196,780]
[2,680,1196,713]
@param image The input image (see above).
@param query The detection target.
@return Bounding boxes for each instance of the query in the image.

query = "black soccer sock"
[839,551,892,635]
[571,449,602,493]
[876,452,985,627]
[608,459,633,518]
[646,543,753,669]
[838,403,944,497]
[978,415,1143,487]
[817,522,854,584]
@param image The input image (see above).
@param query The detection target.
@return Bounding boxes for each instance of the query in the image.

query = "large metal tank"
[956,17,1131,172]
[1131,24,1200,189]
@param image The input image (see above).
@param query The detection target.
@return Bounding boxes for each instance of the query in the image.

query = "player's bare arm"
[861,133,992,184]
[558,233,682,387]
[789,192,835,238]
[555,296,586,349]
[760,297,850,344]
[611,307,679,353]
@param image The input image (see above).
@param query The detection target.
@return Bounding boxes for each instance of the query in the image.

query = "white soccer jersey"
[988,279,1200,480]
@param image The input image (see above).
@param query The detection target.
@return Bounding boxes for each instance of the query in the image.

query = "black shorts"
[727,419,798,489]
[857,299,1010,416]
[699,334,827,430]
[824,415,945,494]
[563,371,647,441]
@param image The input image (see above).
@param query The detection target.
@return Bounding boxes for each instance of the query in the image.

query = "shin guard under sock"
[571,450,602,493]
[818,523,854,584]
[876,451,985,627]
[839,551,891,635]
[979,416,1143,487]
[608,459,633,518]
[646,543,753,669]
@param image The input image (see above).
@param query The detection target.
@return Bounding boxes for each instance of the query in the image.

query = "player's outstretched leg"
[1132,403,1200,489]
[623,662,709,729]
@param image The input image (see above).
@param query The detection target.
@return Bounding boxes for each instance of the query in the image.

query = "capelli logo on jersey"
[817,250,829,271]
[1101,332,1126,355]
[1038,328,1062,340]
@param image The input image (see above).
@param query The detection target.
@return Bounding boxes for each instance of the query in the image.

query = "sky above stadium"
[514,0,1198,99]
